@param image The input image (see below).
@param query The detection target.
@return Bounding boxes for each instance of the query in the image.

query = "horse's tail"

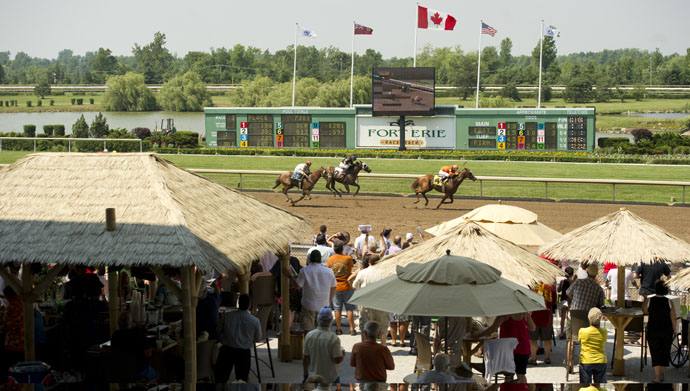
[411,177,421,191]
[272,175,282,189]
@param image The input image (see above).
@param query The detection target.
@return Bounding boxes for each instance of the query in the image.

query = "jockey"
[438,164,459,184]
[291,160,312,188]
[337,155,357,175]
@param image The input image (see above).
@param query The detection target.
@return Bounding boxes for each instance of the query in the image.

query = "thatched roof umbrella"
[372,221,562,288]
[0,153,309,388]
[669,268,690,290]
[426,204,562,248]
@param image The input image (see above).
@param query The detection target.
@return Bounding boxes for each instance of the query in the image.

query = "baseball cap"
[317,307,333,322]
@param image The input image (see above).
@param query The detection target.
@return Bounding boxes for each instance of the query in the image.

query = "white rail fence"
[188,168,690,204]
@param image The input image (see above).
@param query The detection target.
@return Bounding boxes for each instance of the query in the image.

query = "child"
[578,307,608,387]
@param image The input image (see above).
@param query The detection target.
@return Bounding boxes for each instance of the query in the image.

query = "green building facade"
[204,105,595,152]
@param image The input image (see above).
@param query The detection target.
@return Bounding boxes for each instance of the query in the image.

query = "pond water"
[0,111,204,134]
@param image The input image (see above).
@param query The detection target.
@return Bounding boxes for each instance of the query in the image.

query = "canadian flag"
[417,5,457,31]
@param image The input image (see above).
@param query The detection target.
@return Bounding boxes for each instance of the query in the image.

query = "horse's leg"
[413,191,420,204]
[353,182,360,196]
[422,191,429,207]
[344,183,351,194]
[283,186,292,203]
[291,194,305,206]
[436,195,447,209]
[448,194,454,204]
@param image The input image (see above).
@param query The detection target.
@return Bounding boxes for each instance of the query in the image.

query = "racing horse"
[325,160,371,197]
[411,168,477,209]
[272,167,326,206]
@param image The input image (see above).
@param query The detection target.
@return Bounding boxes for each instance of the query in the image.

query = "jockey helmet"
[451,164,459,171]
[306,160,312,166]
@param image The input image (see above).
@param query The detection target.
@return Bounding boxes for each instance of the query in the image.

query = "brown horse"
[272,167,326,206]
[325,161,371,197]
[411,168,477,209]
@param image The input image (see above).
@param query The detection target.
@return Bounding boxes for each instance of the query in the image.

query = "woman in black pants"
[645,280,677,383]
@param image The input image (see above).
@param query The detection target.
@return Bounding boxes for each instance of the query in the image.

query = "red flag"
[417,5,457,31]
[354,23,373,35]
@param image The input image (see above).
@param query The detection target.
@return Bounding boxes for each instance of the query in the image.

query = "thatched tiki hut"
[0,153,309,388]
[539,207,690,308]
[373,221,562,288]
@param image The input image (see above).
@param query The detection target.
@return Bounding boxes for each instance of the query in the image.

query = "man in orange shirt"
[438,164,459,185]
[326,241,356,335]
[350,321,395,382]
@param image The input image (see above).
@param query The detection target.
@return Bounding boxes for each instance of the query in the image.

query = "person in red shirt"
[350,321,395,382]
[476,313,536,383]
[529,282,557,364]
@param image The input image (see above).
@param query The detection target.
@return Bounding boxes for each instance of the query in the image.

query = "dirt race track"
[247,191,690,243]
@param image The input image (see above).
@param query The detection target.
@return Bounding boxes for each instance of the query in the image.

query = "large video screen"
[372,67,435,116]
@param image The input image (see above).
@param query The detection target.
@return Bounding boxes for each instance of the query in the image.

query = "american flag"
[481,22,497,36]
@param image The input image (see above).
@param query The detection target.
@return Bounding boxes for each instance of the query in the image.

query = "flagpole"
[350,21,355,107]
[413,3,418,67]
[292,23,298,107]
[475,20,482,108]
[537,19,544,108]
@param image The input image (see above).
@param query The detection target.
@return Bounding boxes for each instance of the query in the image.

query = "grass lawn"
[0,93,104,113]
[2,151,689,203]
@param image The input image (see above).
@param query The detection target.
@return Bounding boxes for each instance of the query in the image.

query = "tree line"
[1,32,689,87]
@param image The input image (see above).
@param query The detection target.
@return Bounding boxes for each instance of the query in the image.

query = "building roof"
[0,153,309,273]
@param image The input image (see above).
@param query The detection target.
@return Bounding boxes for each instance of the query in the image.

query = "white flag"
[543,25,560,38]
[299,26,317,38]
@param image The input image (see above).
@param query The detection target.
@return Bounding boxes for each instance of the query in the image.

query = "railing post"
[544,181,549,199]
[479,180,484,197]
[140,139,143,153]
[103,140,107,151]
[33,138,37,152]
[238,173,243,189]
[0,138,2,152]
[612,183,616,202]
[682,186,686,205]
[68,139,71,152]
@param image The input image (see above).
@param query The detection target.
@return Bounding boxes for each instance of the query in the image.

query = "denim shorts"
[333,289,356,311]
[579,363,607,385]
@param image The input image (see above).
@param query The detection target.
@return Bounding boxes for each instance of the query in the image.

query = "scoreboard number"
[497,142,506,150]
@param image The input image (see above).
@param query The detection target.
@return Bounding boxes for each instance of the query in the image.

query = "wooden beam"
[616,265,625,309]
[278,252,292,362]
[22,263,36,361]
[0,266,22,295]
[193,268,204,308]
[181,266,197,390]
[152,267,183,301]
[31,264,67,299]
[108,267,119,336]
[238,272,250,295]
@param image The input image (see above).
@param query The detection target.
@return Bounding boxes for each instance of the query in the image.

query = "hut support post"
[238,273,250,294]
[278,252,292,362]
[108,267,119,335]
[22,264,36,361]
[181,265,197,390]
[616,266,625,309]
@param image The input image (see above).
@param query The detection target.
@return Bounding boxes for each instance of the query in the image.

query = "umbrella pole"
[617,266,625,309]
[108,267,119,336]
[22,263,36,361]
[444,317,449,354]
[181,265,197,390]
[279,252,292,362]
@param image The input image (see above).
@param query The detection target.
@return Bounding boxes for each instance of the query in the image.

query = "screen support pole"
[391,116,414,151]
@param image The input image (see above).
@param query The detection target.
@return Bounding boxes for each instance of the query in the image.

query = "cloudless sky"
[1,0,688,59]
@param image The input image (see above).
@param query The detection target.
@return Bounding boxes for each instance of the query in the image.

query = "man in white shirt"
[297,250,336,331]
[309,234,335,263]
[352,255,389,342]
[303,307,345,384]
[215,294,262,382]
[606,266,634,303]
[354,226,376,259]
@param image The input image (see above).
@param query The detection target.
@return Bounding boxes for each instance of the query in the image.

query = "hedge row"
[150,147,690,165]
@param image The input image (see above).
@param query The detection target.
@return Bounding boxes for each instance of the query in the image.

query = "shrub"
[26,101,32,107]
[34,81,51,98]
[53,125,66,137]
[158,71,212,112]
[71,98,76,105]
[76,98,83,105]
[89,98,95,105]
[171,131,199,148]
[132,127,152,140]
[23,124,36,137]
[102,72,158,111]
[0,101,3,107]
[72,115,89,138]
[43,125,54,136]
[50,100,54,106]
[89,112,110,138]
[564,77,594,103]
[499,83,521,102]
[631,85,645,101]
[37,100,42,107]
[630,128,653,143]
[541,85,552,102]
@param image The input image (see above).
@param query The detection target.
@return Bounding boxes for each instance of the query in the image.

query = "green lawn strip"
[162,155,690,181]
[0,151,30,164]
[596,115,687,132]
[436,97,690,114]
